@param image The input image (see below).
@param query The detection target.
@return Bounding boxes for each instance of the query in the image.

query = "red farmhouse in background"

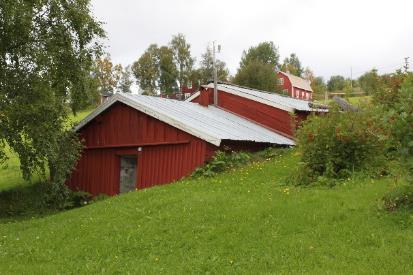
[67,83,327,196]
[277,71,313,101]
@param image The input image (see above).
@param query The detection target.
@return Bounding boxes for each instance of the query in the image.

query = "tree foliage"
[0,0,104,189]
[132,44,159,95]
[239,42,280,69]
[234,60,279,92]
[95,56,122,95]
[132,34,197,95]
[234,42,280,92]
[170,33,194,90]
[281,53,303,77]
[118,65,133,93]
[327,75,346,92]
[358,69,383,95]
[311,76,327,94]
[389,74,413,178]
[158,46,178,94]
[199,46,229,83]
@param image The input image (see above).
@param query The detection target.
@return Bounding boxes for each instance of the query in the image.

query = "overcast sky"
[91,0,413,80]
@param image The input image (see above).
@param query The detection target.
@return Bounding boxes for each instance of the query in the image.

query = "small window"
[278,78,284,85]
[187,82,192,89]
[282,89,288,95]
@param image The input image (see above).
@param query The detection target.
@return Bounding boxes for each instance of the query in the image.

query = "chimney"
[198,88,214,107]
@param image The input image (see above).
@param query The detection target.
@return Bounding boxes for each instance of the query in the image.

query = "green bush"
[192,151,251,177]
[70,191,93,207]
[383,185,413,211]
[389,75,413,177]
[380,74,413,211]
[292,105,389,185]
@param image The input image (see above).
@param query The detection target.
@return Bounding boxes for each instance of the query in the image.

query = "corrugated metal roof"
[75,93,295,147]
[203,83,327,112]
[279,71,313,92]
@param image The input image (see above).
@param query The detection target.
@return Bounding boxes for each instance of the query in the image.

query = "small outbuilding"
[67,93,294,196]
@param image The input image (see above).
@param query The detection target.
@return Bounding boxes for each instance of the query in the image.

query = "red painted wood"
[84,140,190,150]
[217,91,295,137]
[277,72,313,100]
[278,72,293,96]
[191,87,314,137]
[67,102,219,196]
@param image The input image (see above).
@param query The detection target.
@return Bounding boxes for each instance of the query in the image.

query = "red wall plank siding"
[277,72,312,100]
[217,91,295,137]
[67,102,218,195]
[277,72,293,96]
[80,102,192,147]
[191,88,313,138]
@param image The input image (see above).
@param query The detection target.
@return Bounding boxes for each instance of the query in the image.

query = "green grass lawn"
[0,149,412,274]
[315,96,372,106]
[0,107,94,192]
[348,95,372,105]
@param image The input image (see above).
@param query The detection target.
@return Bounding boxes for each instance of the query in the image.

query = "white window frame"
[278,78,284,85]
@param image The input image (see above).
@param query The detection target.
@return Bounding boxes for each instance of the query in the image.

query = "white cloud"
[91,0,413,80]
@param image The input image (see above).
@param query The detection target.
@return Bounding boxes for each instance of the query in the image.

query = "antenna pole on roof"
[213,41,218,106]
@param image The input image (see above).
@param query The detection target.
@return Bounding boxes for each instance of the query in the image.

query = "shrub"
[45,130,83,208]
[192,151,251,177]
[383,185,413,211]
[389,74,413,177]
[71,191,93,207]
[258,147,279,159]
[380,74,413,211]
[292,105,390,185]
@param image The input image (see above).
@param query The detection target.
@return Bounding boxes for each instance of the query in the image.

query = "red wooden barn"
[187,83,327,139]
[67,93,296,196]
[277,71,313,100]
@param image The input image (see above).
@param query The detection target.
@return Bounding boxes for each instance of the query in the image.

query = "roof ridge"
[207,80,292,98]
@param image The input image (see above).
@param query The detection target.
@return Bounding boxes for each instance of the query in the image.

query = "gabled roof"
[75,93,295,147]
[279,71,313,92]
[187,83,327,112]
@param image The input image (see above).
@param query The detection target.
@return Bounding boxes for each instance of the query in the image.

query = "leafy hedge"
[382,185,413,211]
[192,151,251,177]
[291,106,389,185]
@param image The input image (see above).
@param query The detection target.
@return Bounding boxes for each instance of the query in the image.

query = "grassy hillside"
[1,150,412,274]
[0,107,94,191]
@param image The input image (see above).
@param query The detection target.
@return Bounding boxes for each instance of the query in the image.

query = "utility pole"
[213,41,218,106]
[350,67,353,94]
